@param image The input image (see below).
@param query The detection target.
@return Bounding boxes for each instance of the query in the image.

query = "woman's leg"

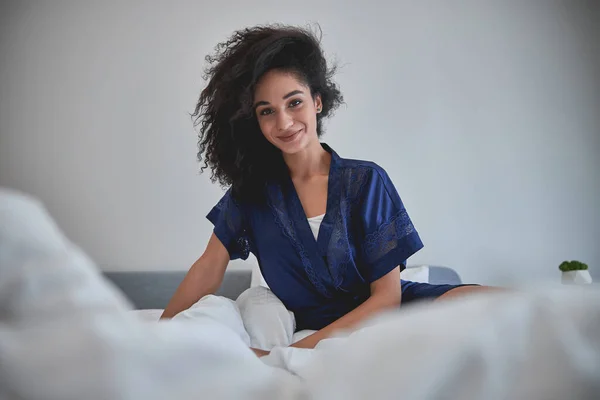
[401,280,499,305]
[236,286,296,350]
[436,285,501,301]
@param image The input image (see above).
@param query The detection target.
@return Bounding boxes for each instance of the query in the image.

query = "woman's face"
[253,70,322,155]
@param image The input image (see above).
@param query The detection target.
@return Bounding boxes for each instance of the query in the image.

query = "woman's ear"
[314,95,323,113]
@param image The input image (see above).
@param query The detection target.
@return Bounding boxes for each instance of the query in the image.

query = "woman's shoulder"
[325,143,389,182]
[337,155,391,184]
[333,155,399,205]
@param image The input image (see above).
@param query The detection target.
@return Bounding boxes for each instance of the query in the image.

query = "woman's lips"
[279,128,302,143]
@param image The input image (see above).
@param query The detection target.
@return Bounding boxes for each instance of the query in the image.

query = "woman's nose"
[276,111,293,131]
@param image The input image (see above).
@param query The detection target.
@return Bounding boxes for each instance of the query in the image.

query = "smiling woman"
[162,24,490,353]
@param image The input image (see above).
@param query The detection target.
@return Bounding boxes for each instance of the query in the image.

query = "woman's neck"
[283,139,330,180]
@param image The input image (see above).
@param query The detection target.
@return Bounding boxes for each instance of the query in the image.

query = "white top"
[307,214,325,240]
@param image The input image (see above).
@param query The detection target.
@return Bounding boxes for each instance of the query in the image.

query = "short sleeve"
[359,168,424,283]
[206,189,251,260]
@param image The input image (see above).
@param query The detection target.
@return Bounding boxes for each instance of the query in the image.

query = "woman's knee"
[236,286,296,349]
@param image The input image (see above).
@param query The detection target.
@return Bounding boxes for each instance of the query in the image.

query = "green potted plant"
[559,260,592,284]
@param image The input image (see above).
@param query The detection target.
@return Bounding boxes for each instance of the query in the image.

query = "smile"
[278,128,303,143]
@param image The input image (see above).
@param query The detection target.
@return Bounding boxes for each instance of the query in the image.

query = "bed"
[5,187,599,400]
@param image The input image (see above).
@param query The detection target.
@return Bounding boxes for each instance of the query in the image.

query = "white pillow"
[400,265,430,283]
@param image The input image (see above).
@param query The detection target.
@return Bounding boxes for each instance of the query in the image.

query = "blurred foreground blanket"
[1,188,599,400]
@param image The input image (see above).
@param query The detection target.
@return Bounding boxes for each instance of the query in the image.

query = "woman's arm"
[160,233,230,319]
[290,266,401,349]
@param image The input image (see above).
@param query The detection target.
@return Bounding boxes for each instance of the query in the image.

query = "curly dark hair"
[192,24,343,203]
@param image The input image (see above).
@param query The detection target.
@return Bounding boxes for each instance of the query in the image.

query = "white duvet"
[1,187,599,400]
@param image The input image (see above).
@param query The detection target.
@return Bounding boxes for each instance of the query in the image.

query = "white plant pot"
[561,270,593,285]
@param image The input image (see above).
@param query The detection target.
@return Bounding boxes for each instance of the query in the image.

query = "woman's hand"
[250,348,270,357]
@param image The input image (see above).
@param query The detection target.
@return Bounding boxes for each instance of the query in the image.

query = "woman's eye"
[259,108,273,116]
[289,99,302,107]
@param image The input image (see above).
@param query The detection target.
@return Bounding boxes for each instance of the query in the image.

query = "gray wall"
[1,1,598,285]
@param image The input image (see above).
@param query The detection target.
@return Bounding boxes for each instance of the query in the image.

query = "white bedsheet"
[2,187,600,400]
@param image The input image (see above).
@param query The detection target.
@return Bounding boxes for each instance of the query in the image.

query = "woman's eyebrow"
[254,90,305,109]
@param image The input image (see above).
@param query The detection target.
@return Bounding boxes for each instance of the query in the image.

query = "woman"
[161,24,487,351]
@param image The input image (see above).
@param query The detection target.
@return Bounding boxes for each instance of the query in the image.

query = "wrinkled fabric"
[0,189,303,400]
[2,188,600,400]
